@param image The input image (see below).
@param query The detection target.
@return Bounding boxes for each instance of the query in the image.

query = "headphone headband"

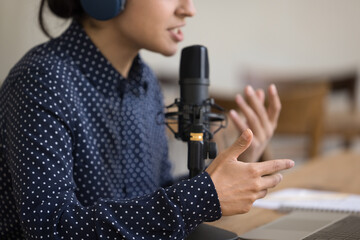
[80,0,126,20]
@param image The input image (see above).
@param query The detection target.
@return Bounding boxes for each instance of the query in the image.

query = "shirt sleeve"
[4,73,222,239]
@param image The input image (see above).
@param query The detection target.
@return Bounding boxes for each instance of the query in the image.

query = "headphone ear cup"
[80,0,126,20]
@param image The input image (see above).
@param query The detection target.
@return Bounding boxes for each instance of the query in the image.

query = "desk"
[207,151,360,235]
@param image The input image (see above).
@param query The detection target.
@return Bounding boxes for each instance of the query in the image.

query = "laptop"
[239,211,360,240]
[186,223,238,240]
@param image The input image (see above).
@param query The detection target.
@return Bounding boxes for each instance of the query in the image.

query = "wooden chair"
[273,80,330,159]
[322,71,360,148]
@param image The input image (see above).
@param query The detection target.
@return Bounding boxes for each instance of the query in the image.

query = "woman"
[0,0,293,239]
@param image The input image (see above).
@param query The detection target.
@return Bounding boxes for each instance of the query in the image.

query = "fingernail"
[288,160,295,168]
[246,86,255,95]
[270,84,277,95]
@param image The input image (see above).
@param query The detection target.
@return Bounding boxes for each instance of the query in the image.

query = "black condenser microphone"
[180,45,209,106]
[164,45,226,178]
[178,45,210,142]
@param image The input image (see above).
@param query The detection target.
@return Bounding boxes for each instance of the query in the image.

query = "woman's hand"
[230,84,281,162]
[206,129,294,216]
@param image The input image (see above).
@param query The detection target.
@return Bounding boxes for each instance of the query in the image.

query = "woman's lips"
[168,28,184,42]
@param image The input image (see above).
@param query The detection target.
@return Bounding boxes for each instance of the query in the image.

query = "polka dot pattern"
[0,21,221,239]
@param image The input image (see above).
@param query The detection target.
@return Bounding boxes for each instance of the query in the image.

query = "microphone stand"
[164,98,222,178]
[186,104,217,179]
[164,98,237,240]
[163,45,237,240]
[184,101,239,240]
[188,122,206,178]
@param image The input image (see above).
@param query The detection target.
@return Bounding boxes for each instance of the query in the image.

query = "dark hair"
[38,0,85,38]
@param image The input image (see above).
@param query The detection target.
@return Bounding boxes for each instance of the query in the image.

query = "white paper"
[254,188,360,213]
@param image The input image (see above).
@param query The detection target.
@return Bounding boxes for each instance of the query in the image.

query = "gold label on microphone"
[190,133,203,141]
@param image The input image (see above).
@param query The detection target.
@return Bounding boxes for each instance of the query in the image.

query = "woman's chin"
[154,44,178,57]
[160,47,178,56]
[144,43,178,57]
[161,51,177,57]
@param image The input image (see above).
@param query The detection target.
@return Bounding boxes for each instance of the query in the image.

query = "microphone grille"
[180,45,209,79]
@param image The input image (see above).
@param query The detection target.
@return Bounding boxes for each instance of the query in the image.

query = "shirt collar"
[57,21,149,97]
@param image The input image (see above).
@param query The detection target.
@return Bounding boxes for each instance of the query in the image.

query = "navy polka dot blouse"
[0,21,221,239]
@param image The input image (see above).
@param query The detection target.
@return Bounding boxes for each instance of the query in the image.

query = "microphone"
[178,45,210,142]
[164,45,226,178]
[179,45,209,106]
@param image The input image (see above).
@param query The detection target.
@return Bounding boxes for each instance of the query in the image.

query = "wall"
[0,1,69,80]
[141,0,360,96]
[2,1,360,92]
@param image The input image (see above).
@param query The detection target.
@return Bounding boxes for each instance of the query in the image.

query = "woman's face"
[113,0,196,56]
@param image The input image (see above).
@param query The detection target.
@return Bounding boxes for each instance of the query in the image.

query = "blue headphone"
[80,0,126,20]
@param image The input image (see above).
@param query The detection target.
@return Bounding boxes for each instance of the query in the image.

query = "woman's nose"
[176,0,196,18]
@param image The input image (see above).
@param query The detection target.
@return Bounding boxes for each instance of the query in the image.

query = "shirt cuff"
[165,171,222,234]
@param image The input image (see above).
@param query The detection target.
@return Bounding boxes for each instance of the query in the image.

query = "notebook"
[239,211,360,240]
[253,188,360,214]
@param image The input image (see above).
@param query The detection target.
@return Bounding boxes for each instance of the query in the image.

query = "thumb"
[224,128,253,159]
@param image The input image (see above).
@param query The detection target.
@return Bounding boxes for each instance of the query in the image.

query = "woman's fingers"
[261,173,283,189]
[256,88,265,104]
[235,93,264,138]
[223,128,253,160]
[256,159,295,176]
[229,109,248,133]
[257,189,268,199]
[244,86,273,136]
[267,84,282,125]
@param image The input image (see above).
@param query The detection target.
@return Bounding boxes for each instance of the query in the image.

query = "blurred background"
[1,0,360,176]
